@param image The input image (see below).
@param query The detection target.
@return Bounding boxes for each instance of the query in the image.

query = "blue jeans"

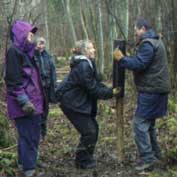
[15,115,41,171]
[132,116,161,163]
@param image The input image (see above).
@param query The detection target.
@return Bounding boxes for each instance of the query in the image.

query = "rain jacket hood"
[11,20,38,58]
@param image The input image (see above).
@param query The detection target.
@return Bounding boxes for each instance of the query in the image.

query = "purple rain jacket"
[5,20,44,119]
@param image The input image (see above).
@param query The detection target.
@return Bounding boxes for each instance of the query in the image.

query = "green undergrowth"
[0,113,17,176]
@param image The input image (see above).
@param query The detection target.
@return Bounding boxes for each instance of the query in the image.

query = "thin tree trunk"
[1,0,17,77]
[171,0,177,93]
[124,0,129,39]
[107,0,117,67]
[62,0,77,45]
[79,0,88,39]
[96,0,104,74]
[156,0,162,32]
[44,0,50,49]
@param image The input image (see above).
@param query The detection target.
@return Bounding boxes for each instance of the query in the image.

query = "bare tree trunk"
[156,0,162,32]
[1,0,17,76]
[107,0,118,68]
[85,0,97,40]
[171,0,177,93]
[44,0,50,49]
[96,0,104,74]
[124,0,129,39]
[0,0,18,148]
[19,0,25,19]
[62,0,77,46]
[79,0,88,39]
[2,0,12,18]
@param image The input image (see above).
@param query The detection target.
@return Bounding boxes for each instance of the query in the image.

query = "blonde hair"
[71,40,93,55]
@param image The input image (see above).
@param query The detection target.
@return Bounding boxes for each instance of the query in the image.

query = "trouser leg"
[41,107,49,138]
[132,116,156,163]
[41,88,49,138]
[149,119,161,159]
[15,115,41,171]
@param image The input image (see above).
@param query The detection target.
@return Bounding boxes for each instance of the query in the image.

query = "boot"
[75,149,96,169]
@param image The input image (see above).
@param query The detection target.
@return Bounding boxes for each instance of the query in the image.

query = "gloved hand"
[22,101,35,114]
[113,87,121,95]
[113,48,124,61]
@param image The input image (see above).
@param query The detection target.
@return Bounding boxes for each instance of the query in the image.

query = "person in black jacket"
[34,37,57,140]
[57,40,117,169]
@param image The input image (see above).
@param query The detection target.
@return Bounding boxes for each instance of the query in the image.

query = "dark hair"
[136,17,151,30]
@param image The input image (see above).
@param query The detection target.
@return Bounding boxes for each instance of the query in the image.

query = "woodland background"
[0,0,177,177]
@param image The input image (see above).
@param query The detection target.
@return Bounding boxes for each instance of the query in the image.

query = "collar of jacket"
[74,55,93,69]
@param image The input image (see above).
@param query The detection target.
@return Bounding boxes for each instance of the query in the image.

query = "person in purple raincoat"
[5,20,45,177]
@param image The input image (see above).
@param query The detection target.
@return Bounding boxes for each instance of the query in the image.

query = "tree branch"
[105,0,127,40]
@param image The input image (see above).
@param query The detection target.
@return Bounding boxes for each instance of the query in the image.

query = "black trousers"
[41,88,49,138]
[61,106,99,163]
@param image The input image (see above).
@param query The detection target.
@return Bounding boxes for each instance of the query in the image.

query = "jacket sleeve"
[49,57,58,103]
[119,42,154,71]
[79,62,113,100]
[5,47,29,106]
[50,57,57,89]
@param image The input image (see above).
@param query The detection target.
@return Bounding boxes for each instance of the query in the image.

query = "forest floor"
[1,59,177,177]
[12,94,176,177]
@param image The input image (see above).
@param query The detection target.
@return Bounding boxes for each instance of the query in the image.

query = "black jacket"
[34,50,57,103]
[57,55,113,116]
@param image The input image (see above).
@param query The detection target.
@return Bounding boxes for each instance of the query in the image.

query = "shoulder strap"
[140,38,161,52]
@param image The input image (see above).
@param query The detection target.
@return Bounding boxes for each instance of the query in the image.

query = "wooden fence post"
[113,40,126,162]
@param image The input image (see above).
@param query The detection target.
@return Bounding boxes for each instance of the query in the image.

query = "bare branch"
[105,0,127,40]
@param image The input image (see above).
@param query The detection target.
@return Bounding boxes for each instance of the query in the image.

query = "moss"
[168,98,177,113]
[0,113,15,148]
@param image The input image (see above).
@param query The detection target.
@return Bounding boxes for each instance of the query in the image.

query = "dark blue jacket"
[57,55,113,116]
[34,50,57,103]
[120,30,157,72]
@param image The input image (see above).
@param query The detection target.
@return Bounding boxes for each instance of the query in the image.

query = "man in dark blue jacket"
[114,17,170,171]
[34,37,57,140]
